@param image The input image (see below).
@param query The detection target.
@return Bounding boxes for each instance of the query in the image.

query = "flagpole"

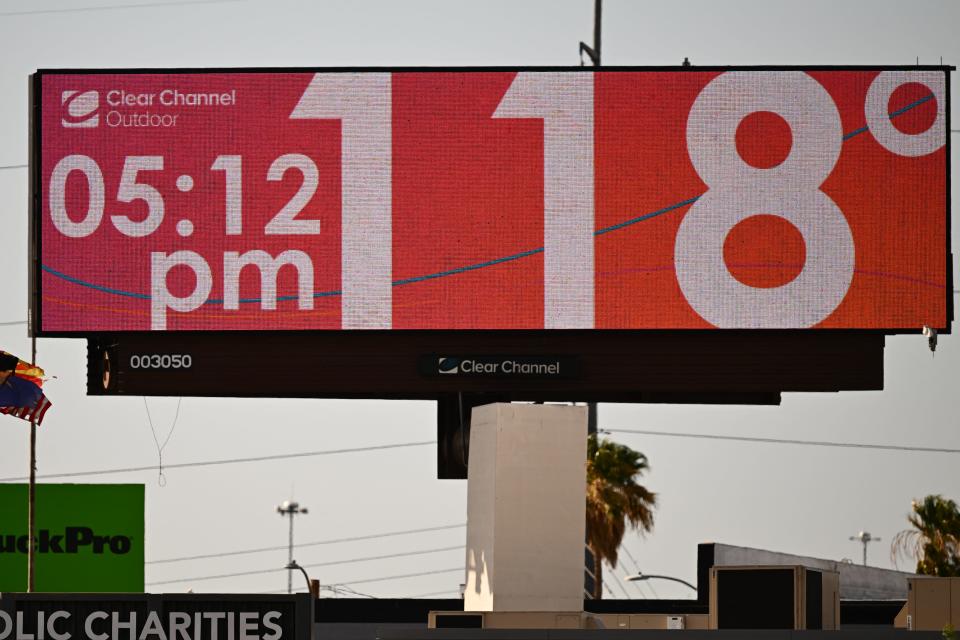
[28,75,38,594]
[28,335,36,593]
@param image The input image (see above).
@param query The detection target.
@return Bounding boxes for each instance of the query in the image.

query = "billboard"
[0,484,144,592]
[33,67,951,334]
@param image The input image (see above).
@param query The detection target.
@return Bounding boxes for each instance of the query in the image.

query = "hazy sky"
[1,0,958,600]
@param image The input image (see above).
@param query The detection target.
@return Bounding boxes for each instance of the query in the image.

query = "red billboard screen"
[34,68,951,333]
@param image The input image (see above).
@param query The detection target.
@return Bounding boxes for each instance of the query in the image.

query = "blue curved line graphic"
[41,265,151,300]
[41,93,935,305]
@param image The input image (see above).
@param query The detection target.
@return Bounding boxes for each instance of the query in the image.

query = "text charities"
[0,610,284,640]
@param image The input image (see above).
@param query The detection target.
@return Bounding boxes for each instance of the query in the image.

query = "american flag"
[1,350,52,425]
[0,394,52,425]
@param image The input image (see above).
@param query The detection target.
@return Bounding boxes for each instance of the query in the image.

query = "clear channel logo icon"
[61,90,99,128]
[438,357,460,374]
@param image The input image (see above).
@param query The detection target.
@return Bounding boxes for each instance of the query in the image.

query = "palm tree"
[891,495,960,576]
[585,434,656,599]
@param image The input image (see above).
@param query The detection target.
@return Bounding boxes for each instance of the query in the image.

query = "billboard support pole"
[580,0,601,434]
[580,0,602,598]
[27,335,36,592]
[593,0,601,66]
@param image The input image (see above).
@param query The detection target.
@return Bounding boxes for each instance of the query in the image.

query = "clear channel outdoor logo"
[432,355,569,377]
[61,90,100,128]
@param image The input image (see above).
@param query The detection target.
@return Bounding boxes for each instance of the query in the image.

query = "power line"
[261,586,374,597]
[328,584,377,599]
[607,429,960,454]
[0,0,243,17]
[0,440,435,482]
[147,545,463,586]
[618,544,652,598]
[606,564,631,599]
[341,567,462,587]
[261,587,308,595]
[601,580,616,599]
[265,575,464,596]
[0,165,27,171]
[301,546,463,571]
[0,320,28,326]
[403,589,462,599]
[619,550,661,599]
[148,566,283,585]
[148,523,466,565]
[642,574,660,599]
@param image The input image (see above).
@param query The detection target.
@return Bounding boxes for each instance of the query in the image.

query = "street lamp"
[277,500,308,594]
[849,531,880,567]
[285,560,317,596]
[625,572,697,593]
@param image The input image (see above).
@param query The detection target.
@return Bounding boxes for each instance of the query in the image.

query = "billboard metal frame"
[30,65,954,338]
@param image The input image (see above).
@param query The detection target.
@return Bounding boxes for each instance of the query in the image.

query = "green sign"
[0,484,144,592]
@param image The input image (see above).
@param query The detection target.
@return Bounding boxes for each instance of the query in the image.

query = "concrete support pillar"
[463,403,587,612]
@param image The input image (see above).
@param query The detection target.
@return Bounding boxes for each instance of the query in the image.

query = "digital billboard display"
[33,67,951,333]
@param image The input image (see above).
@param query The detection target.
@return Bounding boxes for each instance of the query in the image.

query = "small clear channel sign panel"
[422,355,580,378]
[35,67,951,334]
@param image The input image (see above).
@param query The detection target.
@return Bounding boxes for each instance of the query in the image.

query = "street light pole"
[277,500,308,594]
[625,572,697,593]
[849,531,880,566]
[285,560,318,597]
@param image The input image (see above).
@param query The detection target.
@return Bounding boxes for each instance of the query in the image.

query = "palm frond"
[586,434,656,571]
[890,495,960,576]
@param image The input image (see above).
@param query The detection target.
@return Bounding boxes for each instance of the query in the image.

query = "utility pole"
[579,0,602,66]
[277,500,308,594]
[849,531,880,566]
[580,0,601,449]
[579,0,602,598]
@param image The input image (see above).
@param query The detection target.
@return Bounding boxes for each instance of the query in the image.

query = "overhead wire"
[330,585,377,599]
[331,567,464,588]
[0,440,435,482]
[601,580,616,599]
[143,397,182,486]
[0,0,243,17]
[403,588,462,599]
[303,546,463,571]
[147,523,466,565]
[643,575,660,599]
[618,544,652,598]
[607,429,960,454]
[264,579,463,598]
[147,545,464,586]
[606,563,635,599]
[9,427,954,484]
